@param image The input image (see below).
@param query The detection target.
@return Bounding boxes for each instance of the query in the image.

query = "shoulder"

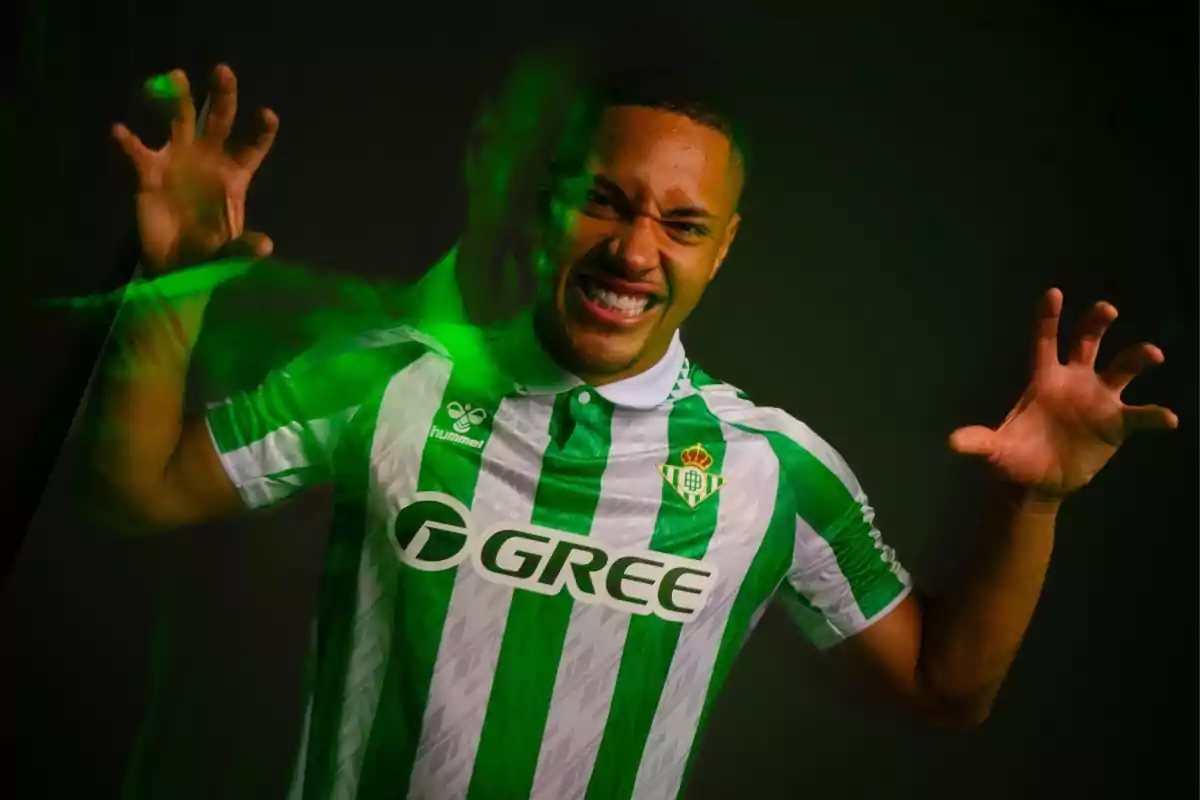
[265,324,453,415]
[680,361,861,496]
[282,323,450,378]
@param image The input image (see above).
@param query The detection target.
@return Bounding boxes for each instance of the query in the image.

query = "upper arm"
[825,592,927,714]
[826,593,982,727]
[154,413,248,528]
[101,411,244,534]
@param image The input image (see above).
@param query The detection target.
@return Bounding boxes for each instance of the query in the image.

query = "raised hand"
[949,288,1178,500]
[113,64,278,272]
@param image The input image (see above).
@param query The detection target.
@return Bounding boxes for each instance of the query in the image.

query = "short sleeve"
[205,325,436,509]
[769,422,912,649]
[691,385,912,650]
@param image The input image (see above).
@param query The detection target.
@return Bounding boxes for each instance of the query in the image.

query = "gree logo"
[389,492,719,623]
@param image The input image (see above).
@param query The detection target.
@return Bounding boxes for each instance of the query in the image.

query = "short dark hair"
[596,63,737,138]
[468,31,749,186]
[590,61,748,190]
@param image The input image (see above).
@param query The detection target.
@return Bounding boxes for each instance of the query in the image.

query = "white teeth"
[584,283,649,317]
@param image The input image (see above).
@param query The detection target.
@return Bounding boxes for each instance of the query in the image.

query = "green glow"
[143,73,181,100]
[46,259,257,309]
[47,249,515,403]
[57,49,602,403]
[61,48,606,471]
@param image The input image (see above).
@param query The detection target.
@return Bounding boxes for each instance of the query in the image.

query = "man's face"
[535,104,742,383]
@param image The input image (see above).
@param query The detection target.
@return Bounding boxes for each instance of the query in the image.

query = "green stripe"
[761,431,904,618]
[357,365,502,796]
[688,366,746,398]
[298,376,392,799]
[677,461,796,795]
[265,342,430,798]
[687,364,722,390]
[467,389,614,799]
[585,393,727,800]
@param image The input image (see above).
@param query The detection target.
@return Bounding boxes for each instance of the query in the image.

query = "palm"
[114,66,278,271]
[951,290,1176,499]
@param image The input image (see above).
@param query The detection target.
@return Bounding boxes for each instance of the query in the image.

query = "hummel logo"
[447,401,487,434]
[429,400,489,451]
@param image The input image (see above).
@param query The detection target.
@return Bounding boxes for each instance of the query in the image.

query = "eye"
[586,189,613,207]
[582,189,620,219]
[666,221,711,240]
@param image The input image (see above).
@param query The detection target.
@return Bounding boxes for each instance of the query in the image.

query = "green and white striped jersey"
[206,317,911,800]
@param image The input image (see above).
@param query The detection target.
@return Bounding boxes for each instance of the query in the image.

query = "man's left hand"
[949,288,1177,500]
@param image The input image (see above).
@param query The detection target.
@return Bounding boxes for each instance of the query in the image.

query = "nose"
[609,215,660,273]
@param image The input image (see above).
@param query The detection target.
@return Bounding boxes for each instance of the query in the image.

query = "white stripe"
[785,513,865,646]
[407,395,555,799]
[322,354,452,800]
[631,423,779,800]
[529,407,671,800]
[212,409,356,508]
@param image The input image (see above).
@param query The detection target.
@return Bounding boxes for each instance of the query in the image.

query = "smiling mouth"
[573,274,663,323]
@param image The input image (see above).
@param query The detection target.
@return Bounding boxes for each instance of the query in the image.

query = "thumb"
[949,425,996,457]
[225,231,274,259]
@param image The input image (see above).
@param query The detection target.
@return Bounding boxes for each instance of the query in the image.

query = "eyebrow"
[592,175,715,220]
[660,205,715,221]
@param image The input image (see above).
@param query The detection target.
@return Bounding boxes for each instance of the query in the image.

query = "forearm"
[918,477,1060,718]
[82,282,213,508]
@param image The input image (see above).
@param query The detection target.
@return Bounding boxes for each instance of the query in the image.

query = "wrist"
[1017,488,1063,518]
[990,474,1064,517]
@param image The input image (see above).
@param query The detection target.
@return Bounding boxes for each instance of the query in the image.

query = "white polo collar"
[411,245,686,410]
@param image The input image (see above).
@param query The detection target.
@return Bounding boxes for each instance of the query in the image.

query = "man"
[97,49,1176,799]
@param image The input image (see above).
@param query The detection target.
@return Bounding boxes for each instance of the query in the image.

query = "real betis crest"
[659,443,725,509]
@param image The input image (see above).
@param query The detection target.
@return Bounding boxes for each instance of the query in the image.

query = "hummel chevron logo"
[429,400,489,451]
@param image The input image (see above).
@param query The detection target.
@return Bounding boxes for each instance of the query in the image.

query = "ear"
[709,212,741,279]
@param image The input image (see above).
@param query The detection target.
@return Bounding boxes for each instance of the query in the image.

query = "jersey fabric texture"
[205,316,911,800]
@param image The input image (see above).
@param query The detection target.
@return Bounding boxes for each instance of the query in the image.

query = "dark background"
[5,3,1197,798]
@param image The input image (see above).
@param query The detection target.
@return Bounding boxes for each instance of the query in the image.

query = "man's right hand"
[113,64,279,273]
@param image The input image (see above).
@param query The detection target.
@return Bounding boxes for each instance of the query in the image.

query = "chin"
[535,304,642,378]
[564,330,646,376]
